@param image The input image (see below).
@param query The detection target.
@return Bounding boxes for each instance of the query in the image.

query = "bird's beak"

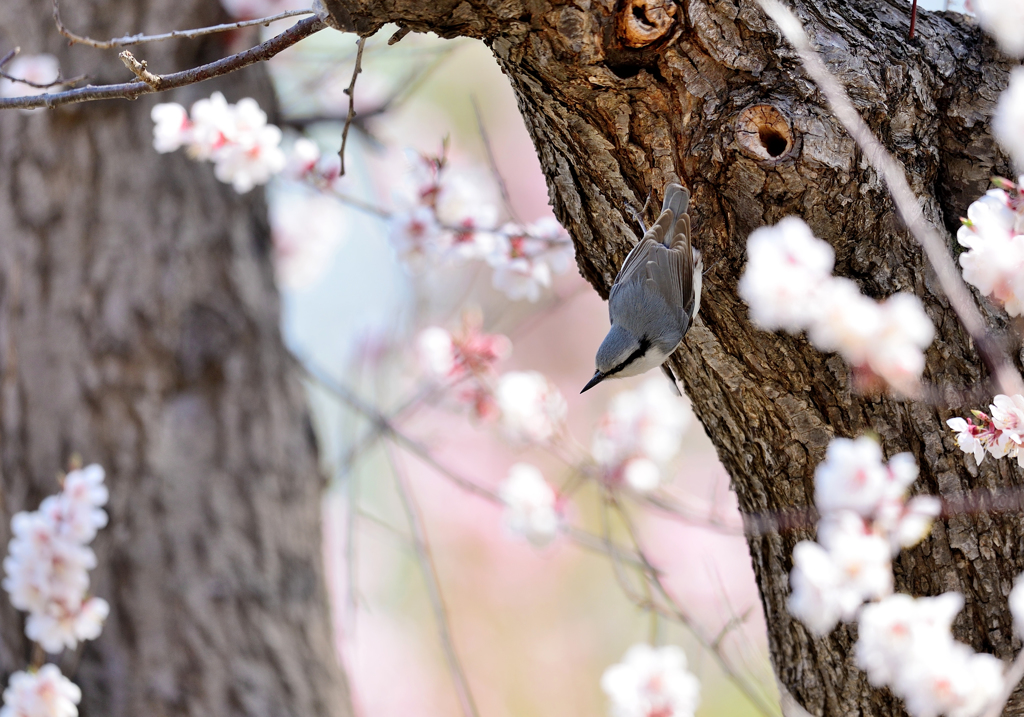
[581,370,606,394]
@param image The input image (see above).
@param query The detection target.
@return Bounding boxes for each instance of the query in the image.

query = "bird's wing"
[612,208,673,287]
[667,210,697,318]
[643,244,691,332]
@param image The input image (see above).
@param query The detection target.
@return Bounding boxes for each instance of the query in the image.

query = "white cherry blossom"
[151,103,191,154]
[495,371,567,444]
[600,644,700,717]
[0,664,81,717]
[1010,575,1024,640]
[738,216,835,332]
[994,68,1024,167]
[499,464,559,546]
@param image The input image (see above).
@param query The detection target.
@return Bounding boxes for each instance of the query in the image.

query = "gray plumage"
[582,183,703,394]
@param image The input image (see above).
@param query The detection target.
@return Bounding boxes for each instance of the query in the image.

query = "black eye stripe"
[606,337,650,377]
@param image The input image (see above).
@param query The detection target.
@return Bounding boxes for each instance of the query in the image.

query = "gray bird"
[581,183,702,394]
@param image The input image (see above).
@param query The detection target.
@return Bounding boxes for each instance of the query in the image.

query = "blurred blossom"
[1010,576,1024,639]
[600,644,700,717]
[389,208,445,266]
[591,377,690,493]
[957,181,1024,316]
[270,191,349,289]
[740,217,933,392]
[416,317,511,420]
[2,465,110,654]
[496,371,567,444]
[283,137,322,179]
[487,220,575,302]
[788,513,892,635]
[151,103,191,153]
[416,318,511,381]
[150,93,285,193]
[994,68,1024,167]
[738,216,835,332]
[971,0,1024,57]
[0,664,82,717]
[0,54,61,99]
[856,593,1003,717]
[498,463,560,546]
[947,393,1024,466]
[813,437,916,519]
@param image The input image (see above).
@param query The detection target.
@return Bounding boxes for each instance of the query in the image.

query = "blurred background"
[257,19,779,717]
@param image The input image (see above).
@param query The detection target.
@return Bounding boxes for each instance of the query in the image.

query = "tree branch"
[51,0,314,49]
[338,36,366,175]
[0,15,326,111]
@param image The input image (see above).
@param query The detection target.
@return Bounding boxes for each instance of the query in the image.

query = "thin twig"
[0,48,16,70]
[0,16,325,110]
[52,0,314,49]
[471,95,520,223]
[758,0,1024,397]
[386,447,481,717]
[982,646,1024,717]
[908,0,918,39]
[338,36,366,176]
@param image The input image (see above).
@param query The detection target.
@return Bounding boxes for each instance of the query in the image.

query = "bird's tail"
[660,183,689,248]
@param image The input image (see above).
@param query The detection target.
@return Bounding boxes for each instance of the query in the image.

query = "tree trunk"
[326,0,1020,714]
[0,3,351,716]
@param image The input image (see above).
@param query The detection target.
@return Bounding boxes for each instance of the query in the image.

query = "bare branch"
[0,48,16,70]
[471,95,520,223]
[0,16,326,111]
[52,0,314,49]
[386,447,481,717]
[338,36,366,176]
[758,0,1024,397]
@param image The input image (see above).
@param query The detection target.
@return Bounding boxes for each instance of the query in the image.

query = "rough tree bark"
[325,0,1021,714]
[0,2,351,716]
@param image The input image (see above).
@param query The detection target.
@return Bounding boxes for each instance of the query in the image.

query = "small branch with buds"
[0,16,326,110]
[338,36,367,176]
[118,51,162,89]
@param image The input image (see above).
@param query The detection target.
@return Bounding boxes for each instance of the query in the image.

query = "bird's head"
[581,325,650,393]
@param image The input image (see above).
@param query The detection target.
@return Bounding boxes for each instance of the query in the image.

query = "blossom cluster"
[0,665,82,717]
[151,92,286,193]
[3,464,110,654]
[955,178,1024,316]
[591,377,691,493]
[601,643,701,717]
[738,217,934,392]
[0,54,61,100]
[855,593,1004,717]
[1,465,111,717]
[389,150,575,301]
[787,437,940,634]
[947,393,1024,466]
[785,439,1014,717]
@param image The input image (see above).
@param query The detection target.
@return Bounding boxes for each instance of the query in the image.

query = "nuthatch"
[582,183,702,394]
